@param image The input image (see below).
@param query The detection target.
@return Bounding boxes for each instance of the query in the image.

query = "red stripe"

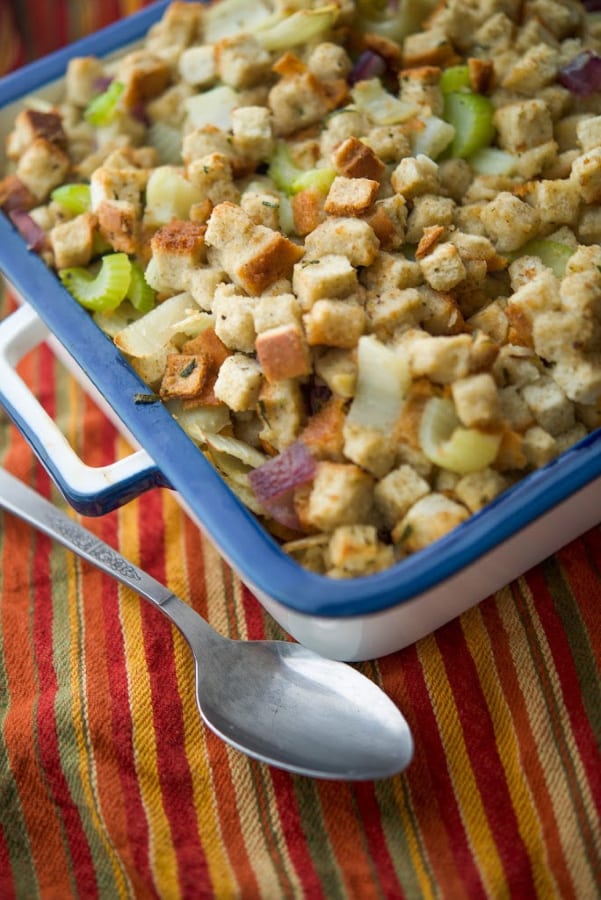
[399,642,488,898]
[32,347,99,896]
[524,567,601,817]
[241,583,267,640]
[270,768,326,899]
[483,590,576,897]
[354,782,405,899]
[137,489,209,897]
[182,519,261,896]
[436,617,538,896]
[0,823,16,900]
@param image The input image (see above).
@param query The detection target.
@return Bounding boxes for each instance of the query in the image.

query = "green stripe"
[291,777,349,899]
[48,364,131,898]
[542,555,601,743]
[515,581,601,882]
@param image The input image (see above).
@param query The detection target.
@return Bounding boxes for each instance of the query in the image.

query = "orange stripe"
[378,652,470,899]
[486,588,573,897]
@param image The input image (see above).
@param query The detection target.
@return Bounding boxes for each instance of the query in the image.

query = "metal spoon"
[0,468,413,780]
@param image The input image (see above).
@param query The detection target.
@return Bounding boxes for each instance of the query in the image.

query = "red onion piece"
[0,175,36,213]
[249,440,316,503]
[8,209,49,252]
[557,50,601,96]
[348,50,387,85]
[260,494,302,531]
[93,75,114,93]
[583,0,601,10]
[129,101,150,125]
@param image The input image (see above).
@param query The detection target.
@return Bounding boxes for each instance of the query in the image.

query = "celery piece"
[127,261,156,313]
[290,167,336,196]
[256,5,339,51]
[84,80,125,127]
[59,253,132,312]
[514,239,574,278]
[268,142,303,193]
[50,183,91,215]
[439,65,470,94]
[444,91,495,159]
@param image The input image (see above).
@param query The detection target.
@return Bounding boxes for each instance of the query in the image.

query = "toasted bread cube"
[146,1,203,50]
[342,422,396,478]
[521,376,575,435]
[571,148,601,204]
[214,353,262,411]
[185,266,227,310]
[253,293,301,333]
[402,28,458,67]
[327,525,394,577]
[187,152,240,205]
[494,100,553,152]
[303,299,366,348]
[205,202,304,295]
[231,106,273,161]
[407,333,473,383]
[331,136,386,182]
[360,251,422,292]
[419,241,466,291]
[15,137,70,200]
[391,154,440,199]
[576,115,601,152]
[374,464,431,527]
[392,493,468,550]
[159,353,210,400]
[215,33,271,89]
[50,212,97,269]
[65,56,107,107]
[6,109,66,160]
[314,348,356,398]
[96,200,139,254]
[481,192,540,253]
[256,323,311,382]
[365,287,423,337]
[212,285,257,353]
[522,425,557,467]
[454,469,508,513]
[306,462,374,531]
[324,176,379,217]
[292,254,357,310]
[451,373,501,428]
[257,379,304,451]
[117,50,172,106]
[303,217,379,267]
[178,45,217,88]
[150,219,206,290]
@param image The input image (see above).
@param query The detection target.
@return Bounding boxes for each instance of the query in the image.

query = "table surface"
[0,4,600,896]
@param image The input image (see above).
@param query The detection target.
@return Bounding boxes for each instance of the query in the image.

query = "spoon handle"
[0,468,210,640]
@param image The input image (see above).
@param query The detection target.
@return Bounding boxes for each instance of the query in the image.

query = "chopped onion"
[255,6,339,52]
[194,431,268,469]
[557,51,601,96]
[351,78,418,124]
[419,396,501,475]
[347,335,411,431]
[248,440,316,503]
[348,51,387,86]
[9,209,49,252]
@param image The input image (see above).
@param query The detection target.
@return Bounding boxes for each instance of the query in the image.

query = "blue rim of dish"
[1,1,601,619]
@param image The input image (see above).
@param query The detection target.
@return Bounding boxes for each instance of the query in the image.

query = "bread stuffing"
[3,0,601,577]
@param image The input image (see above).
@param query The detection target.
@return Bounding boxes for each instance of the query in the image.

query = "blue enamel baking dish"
[1,1,601,660]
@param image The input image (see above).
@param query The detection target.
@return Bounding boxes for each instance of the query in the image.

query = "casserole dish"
[1,1,601,662]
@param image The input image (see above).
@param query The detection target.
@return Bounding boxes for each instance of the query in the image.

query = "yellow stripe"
[500,579,601,895]
[417,633,508,898]
[64,376,133,897]
[161,491,238,897]
[117,471,180,898]
[461,603,559,899]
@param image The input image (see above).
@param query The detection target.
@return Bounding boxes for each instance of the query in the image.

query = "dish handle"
[0,303,169,515]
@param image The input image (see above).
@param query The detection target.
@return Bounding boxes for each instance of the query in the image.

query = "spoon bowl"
[0,468,413,780]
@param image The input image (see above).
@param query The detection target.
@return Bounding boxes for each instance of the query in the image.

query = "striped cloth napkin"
[1,236,600,900]
[1,5,600,896]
